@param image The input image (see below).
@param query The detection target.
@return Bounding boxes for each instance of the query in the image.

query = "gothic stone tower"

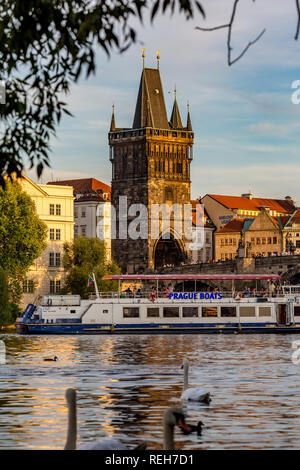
[108,58,194,273]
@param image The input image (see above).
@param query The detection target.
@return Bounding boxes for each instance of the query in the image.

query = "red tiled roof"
[207,194,295,214]
[216,218,245,233]
[47,178,111,196]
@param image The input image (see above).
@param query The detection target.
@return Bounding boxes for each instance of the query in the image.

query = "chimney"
[285,196,295,205]
[241,191,253,200]
[259,205,270,213]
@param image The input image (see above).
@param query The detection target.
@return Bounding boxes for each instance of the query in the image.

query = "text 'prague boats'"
[15,274,300,335]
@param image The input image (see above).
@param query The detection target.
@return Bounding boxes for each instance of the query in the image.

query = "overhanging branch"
[196,0,266,66]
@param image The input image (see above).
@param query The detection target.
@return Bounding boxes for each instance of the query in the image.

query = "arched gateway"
[154,234,185,268]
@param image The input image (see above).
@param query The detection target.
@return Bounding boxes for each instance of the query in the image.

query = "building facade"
[20,175,74,306]
[48,178,111,260]
[201,193,296,231]
[282,210,300,255]
[109,61,194,272]
[215,208,283,261]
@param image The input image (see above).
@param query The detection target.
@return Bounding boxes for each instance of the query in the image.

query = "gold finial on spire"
[156,50,160,69]
[142,48,145,68]
[112,103,115,113]
[174,84,177,100]
[187,100,190,112]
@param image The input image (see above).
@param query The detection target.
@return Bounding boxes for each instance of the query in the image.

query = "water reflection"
[0,333,300,449]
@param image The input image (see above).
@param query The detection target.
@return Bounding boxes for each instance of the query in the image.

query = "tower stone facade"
[109,63,194,273]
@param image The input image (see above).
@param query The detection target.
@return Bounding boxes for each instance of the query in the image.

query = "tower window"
[165,187,173,202]
[177,163,182,173]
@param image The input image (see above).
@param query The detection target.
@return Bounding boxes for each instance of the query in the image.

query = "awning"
[102,274,282,281]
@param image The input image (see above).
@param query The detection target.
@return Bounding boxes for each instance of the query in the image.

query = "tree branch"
[295,0,300,39]
[196,0,266,66]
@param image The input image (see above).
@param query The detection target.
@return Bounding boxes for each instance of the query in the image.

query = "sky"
[26,0,300,204]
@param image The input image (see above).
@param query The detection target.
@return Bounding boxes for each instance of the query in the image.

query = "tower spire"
[110,104,116,131]
[132,61,169,129]
[169,85,183,129]
[186,101,192,131]
[145,99,154,127]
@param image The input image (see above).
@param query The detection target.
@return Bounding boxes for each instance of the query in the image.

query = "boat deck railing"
[89,291,291,300]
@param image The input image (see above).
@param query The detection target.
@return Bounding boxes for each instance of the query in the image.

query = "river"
[0,333,299,450]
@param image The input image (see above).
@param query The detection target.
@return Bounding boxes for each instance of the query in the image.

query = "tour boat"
[15,274,300,335]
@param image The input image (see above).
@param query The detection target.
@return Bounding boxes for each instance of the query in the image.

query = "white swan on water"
[64,389,202,450]
[163,407,203,450]
[64,388,146,450]
[181,359,211,403]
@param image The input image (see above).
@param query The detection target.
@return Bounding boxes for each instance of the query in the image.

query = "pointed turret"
[110,105,116,131]
[169,88,183,129]
[186,101,192,131]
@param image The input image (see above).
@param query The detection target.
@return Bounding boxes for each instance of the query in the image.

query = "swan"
[64,389,201,450]
[64,388,147,450]
[181,359,211,403]
[43,356,58,361]
[163,407,203,450]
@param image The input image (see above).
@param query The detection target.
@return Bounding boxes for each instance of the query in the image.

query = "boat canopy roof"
[102,274,282,281]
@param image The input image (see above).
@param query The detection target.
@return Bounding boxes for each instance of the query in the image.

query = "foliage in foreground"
[0,267,19,326]
[0,0,204,186]
[0,180,48,304]
[62,236,120,298]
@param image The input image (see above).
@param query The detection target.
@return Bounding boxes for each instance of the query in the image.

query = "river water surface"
[0,333,300,450]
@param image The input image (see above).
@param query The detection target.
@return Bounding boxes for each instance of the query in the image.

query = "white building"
[20,175,74,306]
[48,178,111,260]
[190,200,215,263]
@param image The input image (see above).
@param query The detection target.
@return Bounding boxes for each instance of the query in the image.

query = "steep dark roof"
[187,109,192,131]
[169,97,183,129]
[132,67,169,129]
[110,109,116,131]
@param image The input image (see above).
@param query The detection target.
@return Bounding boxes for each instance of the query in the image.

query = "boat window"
[123,307,139,318]
[259,307,272,317]
[294,306,300,316]
[147,308,160,318]
[221,307,236,317]
[163,307,179,317]
[70,310,76,313]
[182,307,198,317]
[103,310,109,314]
[239,307,256,317]
[202,307,218,317]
